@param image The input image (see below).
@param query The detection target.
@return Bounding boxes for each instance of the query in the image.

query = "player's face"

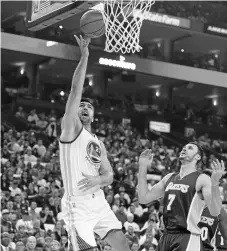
[179,143,200,163]
[78,102,94,124]
[103,246,112,251]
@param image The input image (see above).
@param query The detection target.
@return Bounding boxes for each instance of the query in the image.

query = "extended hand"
[74,35,91,57]
[211,159,225,185]
[139,149,154,169]
[78,173,100,192]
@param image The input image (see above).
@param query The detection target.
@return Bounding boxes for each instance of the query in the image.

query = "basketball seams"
[80,18,104,28]
[81,24,105,35]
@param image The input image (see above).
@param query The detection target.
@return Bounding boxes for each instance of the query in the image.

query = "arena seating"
[1,106,227,251]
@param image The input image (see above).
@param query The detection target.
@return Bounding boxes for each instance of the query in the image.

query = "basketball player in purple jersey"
[138,143,225,251]
[59,35,130,251]
[214,206,227,251]
[199,206,219,250]
[199,206,227,251]
[198,171,227,251]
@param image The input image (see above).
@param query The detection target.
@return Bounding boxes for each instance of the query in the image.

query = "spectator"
[114,186,131,205]
[8,137,21,154]
[28,201,40,221]
[125,226,139,246]
[1,232,14,251]
[15,241,25,251]
[115,203,127,225]
[33,140,46,158]
[27,110,39,126]
[50,240,60,251]
[130,242,139,251]
[9,181,22,198]
[16,211,33,233]
[59,236,67,249]
[33,220,45,239]
[35,187,49,208]
[124,213,140,233]
[15,106,26,120]
[24,148,37,163]
[132,198,144,218]
[26,236,37,251]
[35,243,44,251]
[40,206,56,226]
[14,224,29,243]
[36,113,48,131]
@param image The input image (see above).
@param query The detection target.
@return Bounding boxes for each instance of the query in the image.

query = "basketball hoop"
[96,0,155,54]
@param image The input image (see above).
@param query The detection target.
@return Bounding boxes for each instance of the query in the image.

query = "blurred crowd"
[152,1,227,24]
[1,106,227,251]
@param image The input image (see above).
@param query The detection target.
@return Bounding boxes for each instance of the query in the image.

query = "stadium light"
[213,99,218,106]
[20,67,25,75]
[89,79,93,86]
[60,91,65,96]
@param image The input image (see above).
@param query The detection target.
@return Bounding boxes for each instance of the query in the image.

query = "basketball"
[80,10,105,38]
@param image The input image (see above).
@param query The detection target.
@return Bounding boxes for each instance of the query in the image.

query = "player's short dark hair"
[80,97,94,107]
[202,169,212,177]
[188,142,204,163]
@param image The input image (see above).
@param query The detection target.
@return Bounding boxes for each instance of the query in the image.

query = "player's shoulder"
[196,173,211,184]
[162,172,175,184]
[196,173,211,190]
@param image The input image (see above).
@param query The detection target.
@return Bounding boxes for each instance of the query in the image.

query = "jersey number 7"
[167,194,176,211]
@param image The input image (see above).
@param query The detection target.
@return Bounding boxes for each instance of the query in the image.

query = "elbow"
[209,208,221,217]
[138,196,148,205]
[109,175,114,185]
[210,211,219,217]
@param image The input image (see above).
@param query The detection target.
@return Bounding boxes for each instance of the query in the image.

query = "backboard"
[26,0,94,31]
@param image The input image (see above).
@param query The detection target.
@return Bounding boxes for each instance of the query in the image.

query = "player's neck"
[180,162,197,178]
[84,124,92,133]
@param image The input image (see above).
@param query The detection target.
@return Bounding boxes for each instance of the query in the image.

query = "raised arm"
[138,149,173,204]
[61,35,90,140]
[197,159,225,216]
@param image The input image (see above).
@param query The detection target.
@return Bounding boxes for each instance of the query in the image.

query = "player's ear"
[195,154,201,161]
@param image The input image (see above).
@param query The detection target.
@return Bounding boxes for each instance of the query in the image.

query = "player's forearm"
[71,56,88,91]
[208,184,222,216]
[219,208,227,241]
[65,56,89,112]
[138,166,149,204]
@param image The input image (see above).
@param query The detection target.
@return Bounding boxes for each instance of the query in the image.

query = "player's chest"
[80,138,102,169]
[165,181,195,195]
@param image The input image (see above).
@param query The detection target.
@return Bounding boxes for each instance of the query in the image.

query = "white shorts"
[61,189,122,250]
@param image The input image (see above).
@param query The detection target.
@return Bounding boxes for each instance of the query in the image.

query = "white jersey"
[59,127,102,196]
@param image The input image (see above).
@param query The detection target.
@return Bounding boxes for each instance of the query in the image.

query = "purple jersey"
[198,207,219,250]
[214,226,227,250]
[163,172,205,234]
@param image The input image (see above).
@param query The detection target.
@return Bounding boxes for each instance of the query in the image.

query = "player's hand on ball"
[211,159,225,185]
[78,173,101,192]
[139,149,154,168]
[74,34,91,57]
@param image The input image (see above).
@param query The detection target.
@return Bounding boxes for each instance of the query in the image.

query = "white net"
[97,0,155,54]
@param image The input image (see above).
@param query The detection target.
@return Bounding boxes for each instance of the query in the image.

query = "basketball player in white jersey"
[59,35,131,251]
